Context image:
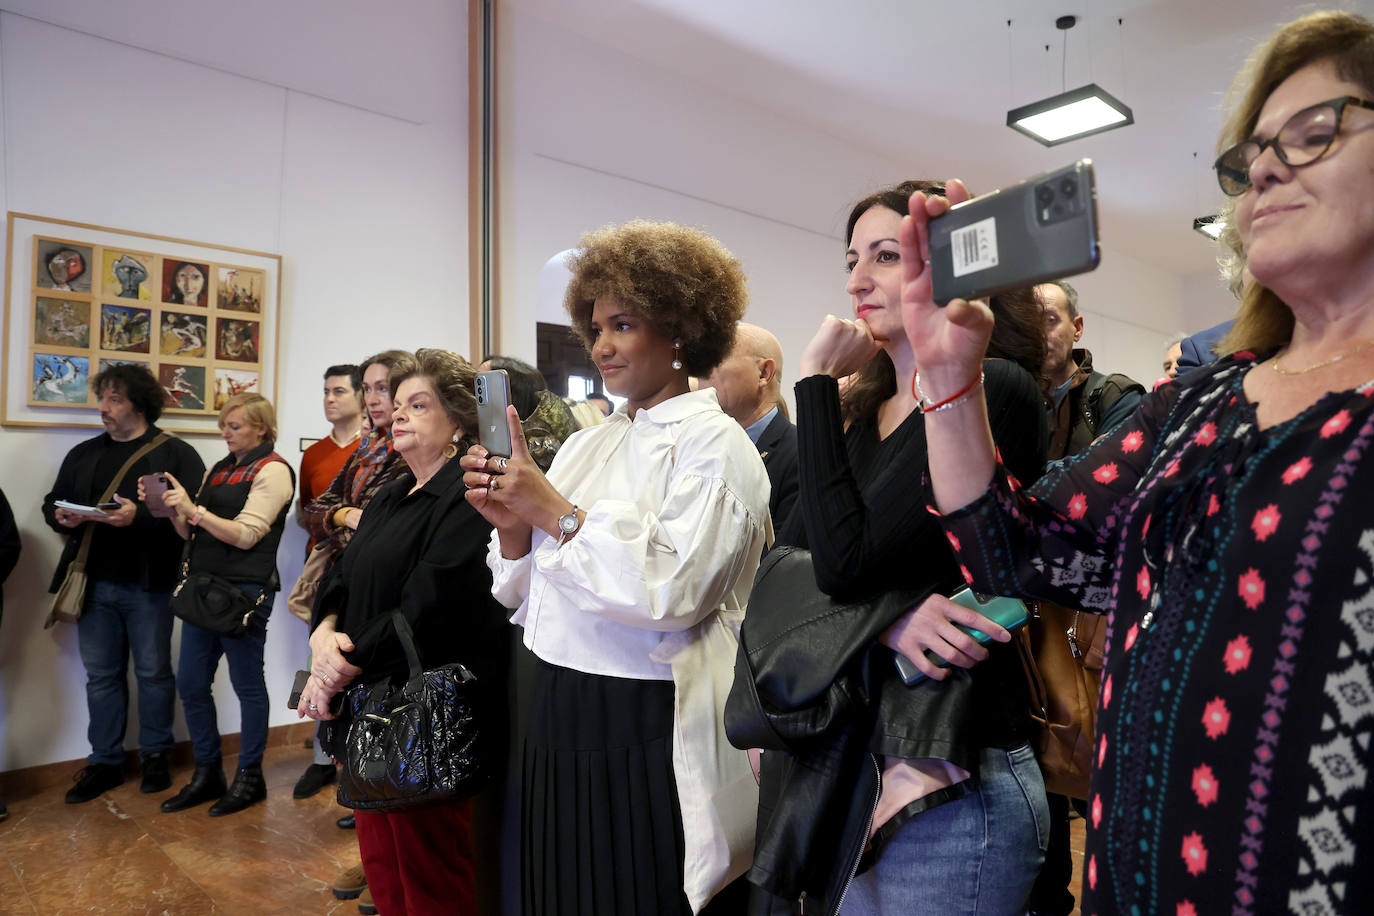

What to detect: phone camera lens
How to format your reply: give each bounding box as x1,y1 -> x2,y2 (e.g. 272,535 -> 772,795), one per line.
1036,185 -> 1054,206
1050,202 -> 1066,218
1060,178 -> 1077,197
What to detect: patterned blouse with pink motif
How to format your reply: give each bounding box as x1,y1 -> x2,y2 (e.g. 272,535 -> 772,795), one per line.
939,352 -> 1373,916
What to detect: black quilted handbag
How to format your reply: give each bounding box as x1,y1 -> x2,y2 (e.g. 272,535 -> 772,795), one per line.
335,611 -> 486,812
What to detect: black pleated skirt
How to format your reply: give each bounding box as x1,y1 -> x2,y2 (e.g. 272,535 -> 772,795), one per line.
521,656 -> 690,916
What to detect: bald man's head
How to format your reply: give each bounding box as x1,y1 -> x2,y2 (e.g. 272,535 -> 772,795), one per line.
701,321 -> 784,427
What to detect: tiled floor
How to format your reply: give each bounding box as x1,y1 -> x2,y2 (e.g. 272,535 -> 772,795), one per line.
0,746 -> 362,914
0,745 -> 1088,914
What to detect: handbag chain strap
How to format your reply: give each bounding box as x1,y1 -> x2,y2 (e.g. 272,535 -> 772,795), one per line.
72,432 -> 172,567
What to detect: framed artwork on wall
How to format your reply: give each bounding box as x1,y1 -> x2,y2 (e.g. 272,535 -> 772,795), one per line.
2,212 -> 281,434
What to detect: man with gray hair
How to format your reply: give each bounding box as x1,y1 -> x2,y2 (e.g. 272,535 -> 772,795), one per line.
1038,281 -> 1145,456
700,321 -> 798,533
1162,334 -> 1186,381
1030,280 -> 1145,916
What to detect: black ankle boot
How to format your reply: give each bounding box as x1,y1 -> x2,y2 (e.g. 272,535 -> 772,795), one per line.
160,763 -> 226,813
208,765 -> 267,817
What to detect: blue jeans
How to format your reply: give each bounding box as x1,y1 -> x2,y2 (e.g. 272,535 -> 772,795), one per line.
78,580 -> 177,765
176,584 -> 272,769
841,744 -> 1050,916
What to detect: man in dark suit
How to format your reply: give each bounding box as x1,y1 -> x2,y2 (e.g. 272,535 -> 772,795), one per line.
1176,319 -> 1236,374
701,322 -> 798,534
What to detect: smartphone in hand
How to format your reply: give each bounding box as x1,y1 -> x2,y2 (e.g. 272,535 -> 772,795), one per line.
475,369 -> 513,458
287,669 -> 311,709
139,473 -> 174,518
894,588 -> 1030,685
54,499 -> 120,518
929,160 -> 1099,304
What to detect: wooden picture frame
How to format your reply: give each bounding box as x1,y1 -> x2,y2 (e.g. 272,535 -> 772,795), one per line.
3,213 -> 281,435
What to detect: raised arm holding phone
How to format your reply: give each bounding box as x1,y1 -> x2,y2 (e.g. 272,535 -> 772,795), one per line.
913,12 -> 1374,912
463,220 -> 769,916
744,180 -> 1050,916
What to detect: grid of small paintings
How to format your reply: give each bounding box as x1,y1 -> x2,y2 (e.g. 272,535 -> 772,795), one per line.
27,236 -> 267,414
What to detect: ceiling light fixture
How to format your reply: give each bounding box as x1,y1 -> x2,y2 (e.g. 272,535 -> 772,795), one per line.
1193,215 -> 1225,240
1007,16 -> 1134,146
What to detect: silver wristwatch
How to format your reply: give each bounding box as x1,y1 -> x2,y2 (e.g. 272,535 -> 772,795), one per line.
556,505 -> 581,544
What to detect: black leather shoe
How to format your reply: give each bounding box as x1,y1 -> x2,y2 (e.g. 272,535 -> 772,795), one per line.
65,763 -> 125,804
292,763 -> 337,799
160,763 -> 226,813
208,765 -> 266,817
337,813 -> 356,829
140,753 -> 172,794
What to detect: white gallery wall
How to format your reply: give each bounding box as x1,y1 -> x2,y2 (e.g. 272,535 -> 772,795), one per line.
496,4 -> 1238,398
0,1 -> 1246,776
0,11 -> 470,772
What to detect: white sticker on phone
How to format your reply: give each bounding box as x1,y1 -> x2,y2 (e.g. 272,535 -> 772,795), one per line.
950,217 -> 999,277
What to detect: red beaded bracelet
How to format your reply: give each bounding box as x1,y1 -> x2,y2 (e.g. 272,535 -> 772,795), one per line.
911,369 -> 984,414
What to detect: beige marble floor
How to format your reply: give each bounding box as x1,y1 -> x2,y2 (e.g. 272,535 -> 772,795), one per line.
0,745 -> 361,914
0,746 -> 1087,915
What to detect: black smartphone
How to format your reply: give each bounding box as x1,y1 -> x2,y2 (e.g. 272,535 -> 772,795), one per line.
287,669 -> 310,709
894,588 -> 1030,685
929,160 -> 1100,304
475,369 -> 513,458
139,473 -> 173,518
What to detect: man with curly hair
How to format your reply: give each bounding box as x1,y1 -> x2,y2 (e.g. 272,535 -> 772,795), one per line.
467,219 -> 770,914
42,364 -> 205,804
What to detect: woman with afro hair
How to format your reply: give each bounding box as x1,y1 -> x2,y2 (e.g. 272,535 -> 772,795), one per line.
463,219 -> 771,915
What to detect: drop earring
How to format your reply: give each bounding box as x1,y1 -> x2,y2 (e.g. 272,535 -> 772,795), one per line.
672,341 -> 683,371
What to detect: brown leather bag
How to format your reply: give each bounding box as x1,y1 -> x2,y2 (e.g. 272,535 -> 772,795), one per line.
1021,601 -> 1105,800
285,539 -> 339,623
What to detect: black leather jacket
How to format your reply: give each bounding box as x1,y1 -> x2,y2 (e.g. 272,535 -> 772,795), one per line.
727,547 -> 988,916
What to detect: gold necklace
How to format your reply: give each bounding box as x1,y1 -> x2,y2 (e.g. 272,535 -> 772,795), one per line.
1271,339 -> 1374,375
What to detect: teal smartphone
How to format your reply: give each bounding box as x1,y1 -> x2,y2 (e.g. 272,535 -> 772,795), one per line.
894,588 -> 1030,685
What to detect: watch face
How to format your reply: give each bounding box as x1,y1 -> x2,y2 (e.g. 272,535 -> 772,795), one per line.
559,512 -> 578,533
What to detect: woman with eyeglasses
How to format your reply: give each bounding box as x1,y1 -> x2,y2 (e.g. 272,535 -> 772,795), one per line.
903,10 -> 1374,914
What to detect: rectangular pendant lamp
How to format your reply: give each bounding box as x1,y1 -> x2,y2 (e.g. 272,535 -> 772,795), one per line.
1007,83 -> 1134,146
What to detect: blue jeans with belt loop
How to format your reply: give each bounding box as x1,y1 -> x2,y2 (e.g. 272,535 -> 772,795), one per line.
77,580 -> 177,765
175,584 -> 272,768
841,743 -> 1051,916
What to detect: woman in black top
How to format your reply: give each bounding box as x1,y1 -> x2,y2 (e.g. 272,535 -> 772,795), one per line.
757,181 -> 1050,915
299,349 -> 507,916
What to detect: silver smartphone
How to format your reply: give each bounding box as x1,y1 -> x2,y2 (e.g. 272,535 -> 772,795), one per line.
929,160 -> 1100,304
894,588 -> 1030,685
474,369 -> 513,458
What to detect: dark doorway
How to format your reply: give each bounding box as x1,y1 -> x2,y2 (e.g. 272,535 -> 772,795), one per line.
537,322 -> 603,399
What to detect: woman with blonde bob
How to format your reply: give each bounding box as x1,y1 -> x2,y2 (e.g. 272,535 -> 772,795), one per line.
153,393 -> 295,816
907,11 -> 1374,913
462,220 -> 770,915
